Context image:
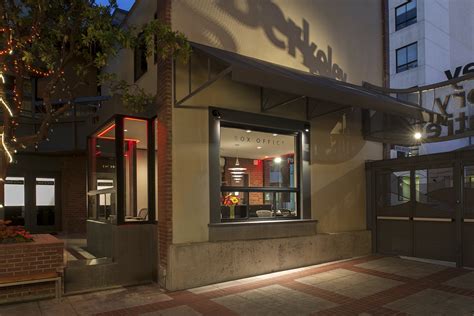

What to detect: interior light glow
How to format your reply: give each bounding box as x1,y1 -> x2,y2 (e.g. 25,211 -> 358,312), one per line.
228,167 -> 246,171
231,171 -> 245,174
414,132 -> 422,140
274,157 -> 282,163
272,133 -> 278,136
257,146 -> 262,149
246,130 -> 252,133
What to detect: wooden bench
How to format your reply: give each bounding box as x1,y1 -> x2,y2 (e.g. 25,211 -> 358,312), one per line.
0,271 -> 62,300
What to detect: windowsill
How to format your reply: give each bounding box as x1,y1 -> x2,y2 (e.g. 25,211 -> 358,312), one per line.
208,219 -> 318,241
209,219 -> 317,227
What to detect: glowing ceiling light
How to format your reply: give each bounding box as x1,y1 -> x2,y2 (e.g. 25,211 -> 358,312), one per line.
274,157 -> 282,163
246,130 -> 252,133
414,132 -> 422,140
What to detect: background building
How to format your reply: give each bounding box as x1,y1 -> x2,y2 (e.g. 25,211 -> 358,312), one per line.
387,0 -> 474,156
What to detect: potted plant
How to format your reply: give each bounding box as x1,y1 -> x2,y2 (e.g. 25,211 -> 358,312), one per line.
0,220 -> 33,244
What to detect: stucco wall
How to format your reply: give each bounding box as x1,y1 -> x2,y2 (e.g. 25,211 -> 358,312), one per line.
171,0 -> 384,243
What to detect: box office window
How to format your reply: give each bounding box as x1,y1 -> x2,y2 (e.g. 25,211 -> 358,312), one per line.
395,1 -> 417,31
219,126 -> 299,221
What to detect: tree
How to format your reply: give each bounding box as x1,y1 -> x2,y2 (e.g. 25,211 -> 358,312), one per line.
0,0 -> 190,208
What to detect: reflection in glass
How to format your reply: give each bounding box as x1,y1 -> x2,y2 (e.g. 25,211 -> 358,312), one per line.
377,171 -> 411,208
416,168 -> 454,211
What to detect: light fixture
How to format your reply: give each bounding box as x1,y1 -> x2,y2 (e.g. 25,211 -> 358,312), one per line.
274,157 -> 282,163
124,129 -> 128,132
232,175 -> 243,178
246,130 -> 252,133
228,167 -> 246,171
414,132 -> 422,140
272,133 -> 278,136
231,171 -> 245,175
305,128 -> 310,132
257,146 -> 262,149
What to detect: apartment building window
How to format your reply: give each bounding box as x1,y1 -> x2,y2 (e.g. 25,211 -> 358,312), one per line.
395,0 -> 417,31
134,33 -> 147,81
396,43 -> 417,73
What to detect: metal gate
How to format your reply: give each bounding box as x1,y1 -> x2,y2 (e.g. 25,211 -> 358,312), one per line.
366,150 -> 474,268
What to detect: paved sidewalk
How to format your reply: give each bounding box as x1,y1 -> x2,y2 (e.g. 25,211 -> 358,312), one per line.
1,255 -> 474,315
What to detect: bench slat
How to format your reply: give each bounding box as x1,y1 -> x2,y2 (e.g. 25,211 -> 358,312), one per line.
0,272 -> 58,285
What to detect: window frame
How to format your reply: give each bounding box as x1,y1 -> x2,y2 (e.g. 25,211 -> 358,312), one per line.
133,33 -> 148,82
209,107 -> 311,224
87,114 -> 156,225
396,42 -> 418,73
395,0 -> 417,31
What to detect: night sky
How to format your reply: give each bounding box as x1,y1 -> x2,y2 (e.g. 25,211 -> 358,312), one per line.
96,0 -> 135,11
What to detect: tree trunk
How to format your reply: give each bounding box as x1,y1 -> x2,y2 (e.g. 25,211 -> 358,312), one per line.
0,153 -> 7,220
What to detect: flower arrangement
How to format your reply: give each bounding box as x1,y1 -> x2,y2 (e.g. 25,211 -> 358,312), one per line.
0,220 -> 33,244
222,194 -> 240,206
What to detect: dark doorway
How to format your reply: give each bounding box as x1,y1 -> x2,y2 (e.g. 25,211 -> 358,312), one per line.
367,149 -> 474,268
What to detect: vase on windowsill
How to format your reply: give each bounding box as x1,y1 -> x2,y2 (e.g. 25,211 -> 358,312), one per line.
229,205 -> 235,219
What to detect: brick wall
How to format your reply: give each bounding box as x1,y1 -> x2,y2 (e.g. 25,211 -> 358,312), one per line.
0,234 -> 64,304
61,155 -> 87,234
156,0 -> 173,287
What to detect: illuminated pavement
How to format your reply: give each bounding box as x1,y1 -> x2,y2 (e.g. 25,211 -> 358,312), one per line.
1,256 -> 474,315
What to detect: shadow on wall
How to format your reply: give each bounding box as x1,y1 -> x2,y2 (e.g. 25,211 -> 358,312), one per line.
178,1 -> 238,52
217,0 -> 347,80
182,0 -> 347,80
311,109 -> 366,164
312,163 -> 366,233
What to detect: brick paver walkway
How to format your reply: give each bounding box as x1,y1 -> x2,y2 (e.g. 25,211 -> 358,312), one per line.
1,256 -> 474,315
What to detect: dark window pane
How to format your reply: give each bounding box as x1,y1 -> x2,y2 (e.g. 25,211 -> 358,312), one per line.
395,1 -> 417,31
407,44 -> 417,62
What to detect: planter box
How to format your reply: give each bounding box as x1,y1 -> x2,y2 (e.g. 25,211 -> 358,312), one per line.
0,234 -> 64,304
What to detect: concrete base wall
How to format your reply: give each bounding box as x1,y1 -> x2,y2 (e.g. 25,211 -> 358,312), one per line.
166,230 -> 371,291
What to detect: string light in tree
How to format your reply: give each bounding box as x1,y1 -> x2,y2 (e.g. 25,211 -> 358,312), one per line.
1,133 -> 13,163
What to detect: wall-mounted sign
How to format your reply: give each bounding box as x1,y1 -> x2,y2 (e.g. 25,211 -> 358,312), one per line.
233,135 -> 285,146
423,77 -> 474,140
445,62 -> 474,80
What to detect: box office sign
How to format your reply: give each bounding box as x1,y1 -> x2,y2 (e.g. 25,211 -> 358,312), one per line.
423,76 -> 474,140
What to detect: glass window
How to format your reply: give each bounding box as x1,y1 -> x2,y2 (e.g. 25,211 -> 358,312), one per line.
4,177 -> 25,225
465,166 -> 474,215
123,118 -> 149,222
134,33 -> 148,81
416,168 -> 454,210
36,178 -> 56,226
377,171 -> 411,208
88,118 -> 117,222
219,126 -> 299,221
396,43 -> 417,73
87,116 -> 154,224
396,0 -> 417,31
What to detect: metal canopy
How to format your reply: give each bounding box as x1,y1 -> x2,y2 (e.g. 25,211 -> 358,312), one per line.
177,42 -> 444,123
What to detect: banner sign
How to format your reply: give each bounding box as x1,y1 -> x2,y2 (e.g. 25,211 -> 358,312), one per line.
422,75 -> 474,140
